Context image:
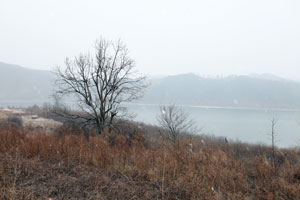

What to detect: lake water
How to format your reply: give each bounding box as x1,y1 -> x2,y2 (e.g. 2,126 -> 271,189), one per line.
126,104 -> 300,148
1,101 -> 300,148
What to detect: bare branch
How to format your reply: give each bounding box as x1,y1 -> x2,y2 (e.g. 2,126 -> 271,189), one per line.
157,104 -> 197,144
53,38 -> 148,134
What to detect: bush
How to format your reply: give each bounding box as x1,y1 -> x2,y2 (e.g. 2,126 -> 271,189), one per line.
7,116 -> 22,127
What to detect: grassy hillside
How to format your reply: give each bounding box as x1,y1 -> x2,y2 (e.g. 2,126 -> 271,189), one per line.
0,122 -> 300,199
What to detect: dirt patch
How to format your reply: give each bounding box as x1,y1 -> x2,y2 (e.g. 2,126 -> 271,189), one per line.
0,107 -> 62,133
0,108 -> 25,115
21,115 -> 62,133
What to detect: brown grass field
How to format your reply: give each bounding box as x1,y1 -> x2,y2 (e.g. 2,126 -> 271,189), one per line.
0,123 -> 300,200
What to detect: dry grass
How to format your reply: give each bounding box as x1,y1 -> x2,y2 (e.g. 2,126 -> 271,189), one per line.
0,123 -> 300,199
0,113 -> 7,121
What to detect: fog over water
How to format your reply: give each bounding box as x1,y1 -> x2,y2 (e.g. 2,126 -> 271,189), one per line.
1,0 -> 300,147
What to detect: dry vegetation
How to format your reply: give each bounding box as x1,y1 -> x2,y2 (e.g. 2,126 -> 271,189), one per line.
0,122 -> 300,200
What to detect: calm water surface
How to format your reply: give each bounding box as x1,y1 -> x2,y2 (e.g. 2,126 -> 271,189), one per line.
126,104 -> 300,148
1,101 -> 300,147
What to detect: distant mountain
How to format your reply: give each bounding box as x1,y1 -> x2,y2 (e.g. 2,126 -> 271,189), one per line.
0,62 -> 55,105
1,62 -> 300,109
248,73 -> 285,81
141,73 -> 300,109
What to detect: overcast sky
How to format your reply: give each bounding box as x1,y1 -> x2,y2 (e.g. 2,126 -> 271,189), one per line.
1,0 -> 300,79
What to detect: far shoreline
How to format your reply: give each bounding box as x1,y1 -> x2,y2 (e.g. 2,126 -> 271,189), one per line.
1,101 -> 300,112
126,102 -> 300,112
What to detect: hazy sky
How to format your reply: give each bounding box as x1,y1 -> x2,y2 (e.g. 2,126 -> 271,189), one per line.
1,0 -> 300,79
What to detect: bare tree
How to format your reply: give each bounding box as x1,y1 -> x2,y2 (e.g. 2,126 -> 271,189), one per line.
54,38 -> 147,134
270,117 -> 278,174
157,104 -> 197,144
